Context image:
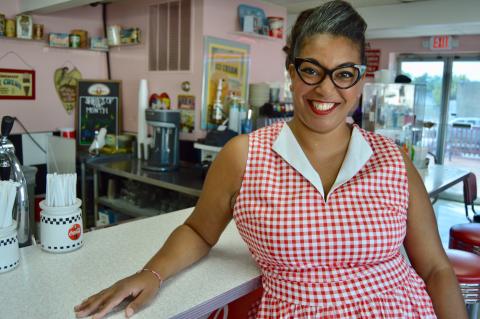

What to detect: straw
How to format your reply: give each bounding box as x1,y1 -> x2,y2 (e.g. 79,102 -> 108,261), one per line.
0,180 -> 20,228
46,173 -> 77,207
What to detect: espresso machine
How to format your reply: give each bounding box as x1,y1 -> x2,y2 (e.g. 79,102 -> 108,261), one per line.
0,116 -> 31,247
143,109 -> 181,172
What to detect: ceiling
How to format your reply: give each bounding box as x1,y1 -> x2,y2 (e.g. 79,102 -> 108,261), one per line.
262,0 -> 435,14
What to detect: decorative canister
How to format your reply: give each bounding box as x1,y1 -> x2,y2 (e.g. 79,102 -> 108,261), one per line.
71,29 -> 88,48
0,221 -> 20,273
69,34 -> 81,48
33,24 -> 44,40
267,16 -> 284,39
16,14 -> 32,39
0,13 -> 5,37
39,199 -> 83,253
5,19 -> 15,37
107,24 -> 121,46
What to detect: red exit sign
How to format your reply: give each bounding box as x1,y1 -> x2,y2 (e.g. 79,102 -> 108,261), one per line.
430,36 -> 452,50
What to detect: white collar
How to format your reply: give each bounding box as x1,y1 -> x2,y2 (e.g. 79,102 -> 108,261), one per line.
272,123 -> 373,200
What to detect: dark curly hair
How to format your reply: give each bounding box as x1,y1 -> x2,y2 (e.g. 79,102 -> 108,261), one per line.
284,0 -> 367,70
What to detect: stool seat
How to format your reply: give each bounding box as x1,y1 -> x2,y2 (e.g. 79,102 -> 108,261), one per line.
446,249 -> 480,284
450,223 -> 480,245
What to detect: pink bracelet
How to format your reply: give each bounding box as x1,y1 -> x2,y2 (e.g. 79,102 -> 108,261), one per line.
138,268 -> 163,287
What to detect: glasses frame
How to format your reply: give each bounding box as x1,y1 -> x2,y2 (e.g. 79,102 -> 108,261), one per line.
294,57 -> 367,89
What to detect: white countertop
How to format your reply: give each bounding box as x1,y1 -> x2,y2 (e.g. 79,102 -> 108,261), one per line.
0,208 -> 261,319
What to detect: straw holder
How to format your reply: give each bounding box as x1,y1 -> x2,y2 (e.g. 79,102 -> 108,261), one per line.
39,199 -> 83,253
0,221 -> 19,273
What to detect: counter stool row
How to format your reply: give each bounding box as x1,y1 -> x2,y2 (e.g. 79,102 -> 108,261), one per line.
447,173 -> 479,319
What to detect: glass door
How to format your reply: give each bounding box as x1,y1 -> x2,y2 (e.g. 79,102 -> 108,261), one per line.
398,59 -> 446,161
398,55 -> 480,201
444,59 -> 480,196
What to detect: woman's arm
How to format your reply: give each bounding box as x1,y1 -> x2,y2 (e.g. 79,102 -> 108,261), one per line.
401,152 -> 468,319
74,135 -> 249,319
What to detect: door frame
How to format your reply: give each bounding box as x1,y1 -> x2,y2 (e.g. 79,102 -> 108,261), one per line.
397,53 -> 480,164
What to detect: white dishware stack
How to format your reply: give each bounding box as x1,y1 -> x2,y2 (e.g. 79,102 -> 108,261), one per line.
0,180 -> 20,273
40,173 -> 83,253
249,83 -> 270,108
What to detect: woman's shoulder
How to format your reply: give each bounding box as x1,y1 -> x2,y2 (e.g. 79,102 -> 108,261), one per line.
355,125 -> 401,153
249,121 -> 286,146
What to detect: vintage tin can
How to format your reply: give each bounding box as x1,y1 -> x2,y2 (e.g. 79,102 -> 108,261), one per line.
33,24 -> 44,40
16,14 -> 32,39
120,27 -> 141,44
71,29 -> 88,48
49,32 -> 69,47
0,13 -> 5,37
69,34 -> 81,48
107,25 -> 121,46
5,19 -> 15,37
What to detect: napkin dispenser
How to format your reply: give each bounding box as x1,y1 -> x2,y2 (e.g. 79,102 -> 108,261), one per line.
0,116 -> 30,247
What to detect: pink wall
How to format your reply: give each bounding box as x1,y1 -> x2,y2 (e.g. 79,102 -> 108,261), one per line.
368,35 -> 480,71
0,1 -> 107,134
109,0 -> 286,140
203,0 -> 287,85
107,0 -> 205,140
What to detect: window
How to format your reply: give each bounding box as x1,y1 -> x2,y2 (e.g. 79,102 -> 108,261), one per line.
149,0 -> 191,71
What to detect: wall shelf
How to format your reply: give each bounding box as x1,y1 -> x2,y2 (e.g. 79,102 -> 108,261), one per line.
231,31 -> 283,42
1,36 -> 140,52
0,36 -> 45,43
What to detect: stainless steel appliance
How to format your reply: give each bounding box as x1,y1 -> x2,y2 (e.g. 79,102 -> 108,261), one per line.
144,109 -> 180,172
0,116 -> 31,247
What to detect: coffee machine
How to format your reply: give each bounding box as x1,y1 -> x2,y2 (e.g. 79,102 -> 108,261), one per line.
143,109 -> 180,172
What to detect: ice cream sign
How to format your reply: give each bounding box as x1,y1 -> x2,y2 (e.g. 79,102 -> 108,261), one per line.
0,68 -> 35,100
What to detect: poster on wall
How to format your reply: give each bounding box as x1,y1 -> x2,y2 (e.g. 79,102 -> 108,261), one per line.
0,68 -> 35,99
201,36 -> 250,129
365,48 -> 381,78
76,79 -> 122,146
178,94 -> 195,133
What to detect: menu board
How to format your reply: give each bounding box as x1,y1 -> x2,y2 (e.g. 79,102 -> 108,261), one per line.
76,79 -> 122,146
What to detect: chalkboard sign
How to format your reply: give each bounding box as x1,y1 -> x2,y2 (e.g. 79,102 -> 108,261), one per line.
76,79 -> 122,146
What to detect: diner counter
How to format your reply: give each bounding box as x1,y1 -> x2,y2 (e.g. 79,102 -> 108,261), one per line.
1,208 -> 261,319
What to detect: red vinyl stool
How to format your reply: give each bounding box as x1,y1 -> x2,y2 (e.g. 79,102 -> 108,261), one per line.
450,223 -> 480,256
446,249 -> 480,319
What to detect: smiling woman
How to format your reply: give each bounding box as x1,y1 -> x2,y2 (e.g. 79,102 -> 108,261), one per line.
75,1 -> 467,319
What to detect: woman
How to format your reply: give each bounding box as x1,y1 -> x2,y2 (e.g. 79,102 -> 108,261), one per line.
75,1 -> 467,318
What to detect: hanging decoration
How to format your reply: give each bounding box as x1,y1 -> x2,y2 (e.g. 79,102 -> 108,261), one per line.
54,62 -> 82,114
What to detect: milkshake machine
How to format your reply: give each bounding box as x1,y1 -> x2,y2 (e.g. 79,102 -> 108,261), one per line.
143,109 -> 181,172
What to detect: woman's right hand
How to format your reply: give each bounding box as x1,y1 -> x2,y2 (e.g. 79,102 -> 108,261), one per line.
74,270 -> 161,319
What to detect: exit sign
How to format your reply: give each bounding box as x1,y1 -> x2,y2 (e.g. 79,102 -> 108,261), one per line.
430,36 -> 452,50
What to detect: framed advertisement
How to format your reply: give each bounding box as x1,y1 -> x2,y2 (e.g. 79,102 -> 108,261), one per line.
76,79 -> 122,146
201,36 -> 250,129
0,68 -> 35,99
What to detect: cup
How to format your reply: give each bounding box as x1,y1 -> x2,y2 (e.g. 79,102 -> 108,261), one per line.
413,145 -> 428,169
60,128 -> 75,139
0,221 -> 20,273
39,199 -> 83,253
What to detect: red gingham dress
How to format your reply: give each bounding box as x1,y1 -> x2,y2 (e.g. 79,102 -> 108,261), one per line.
232,122 -> 437,318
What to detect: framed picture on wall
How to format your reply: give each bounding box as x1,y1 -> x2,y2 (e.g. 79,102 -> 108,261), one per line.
75,79 -> 122,146
0,68 -> 35,99
201,36 -> 250,130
